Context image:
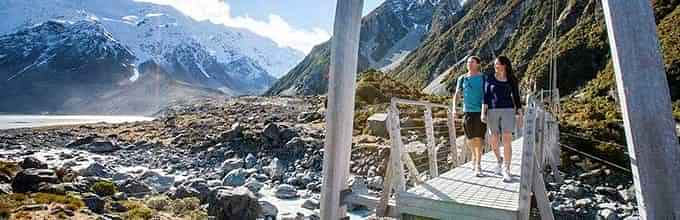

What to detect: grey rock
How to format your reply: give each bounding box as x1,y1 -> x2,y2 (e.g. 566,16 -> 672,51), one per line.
264,158 -> 285,179
245,153 -> 257,169
263,123 -> 282,146
83,193 -> 106,214
208,186 -> 260,220
19,157 -> 48,169
221,158 -> 245,172
170,185 -> 201,199
574,198 -> 593,209
301,198 -> 320,210
182,178 -> 211,202
79,163 -> 115,178
275,184 -> 298,199
619,187 -> 636,202
0,184 -> 12,194
598,209 -> 620,220
118,179 -> 154,198
222,168 -> 248,187
258,200 -> 278,219
140,171 -> 175,193
244,178 -> 264,193
561,184 -> 588,199
595,186 -> 618,196
221,123 -> 244,141
87,140 -> 120,153
110,202 -> 128,212
297,111 -> 323,123
11,169 -> 59,193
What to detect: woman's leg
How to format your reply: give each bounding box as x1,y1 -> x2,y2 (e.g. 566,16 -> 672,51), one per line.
502,132 -> 513,171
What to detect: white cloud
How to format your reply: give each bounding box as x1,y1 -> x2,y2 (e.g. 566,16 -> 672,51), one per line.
135,0 -> 330,53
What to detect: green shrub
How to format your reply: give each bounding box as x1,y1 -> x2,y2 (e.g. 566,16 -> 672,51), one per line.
33,193 -> 84,211
91,181 -> 117,197
170,197 -> 201,215
92,181 -> 117,195
145,195 -> 171,211
127,206 -> 154,220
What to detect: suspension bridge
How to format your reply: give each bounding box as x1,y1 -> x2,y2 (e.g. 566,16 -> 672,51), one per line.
319,0 -> 680,220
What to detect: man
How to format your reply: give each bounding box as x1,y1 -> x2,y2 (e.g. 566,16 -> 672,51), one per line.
453,56 -> 486,177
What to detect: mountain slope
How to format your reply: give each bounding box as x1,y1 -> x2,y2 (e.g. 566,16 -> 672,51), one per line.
266,0 -> 463,95
0,20 -> 136,113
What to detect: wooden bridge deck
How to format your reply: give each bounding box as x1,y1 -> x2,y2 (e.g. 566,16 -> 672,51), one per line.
398,138 -> 525,220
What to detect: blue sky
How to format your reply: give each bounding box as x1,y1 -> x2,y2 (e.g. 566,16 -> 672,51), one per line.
137,0 -> 385,54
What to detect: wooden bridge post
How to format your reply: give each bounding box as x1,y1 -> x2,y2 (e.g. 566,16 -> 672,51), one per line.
601,0 -> 680,218
447,106 -> 459,166
424,105 -> 439,177
319,0 -> 363,219
518,95 -> 537,220
377,102 -> 405,216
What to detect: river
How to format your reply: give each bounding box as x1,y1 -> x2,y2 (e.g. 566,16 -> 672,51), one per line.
0,115 -> 154,130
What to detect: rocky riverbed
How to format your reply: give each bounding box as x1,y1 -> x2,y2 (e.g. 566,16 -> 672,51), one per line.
0,96 -> 639,220
0,96 -> 388,220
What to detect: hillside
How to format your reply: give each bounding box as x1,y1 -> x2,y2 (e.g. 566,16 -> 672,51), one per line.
265,0 -> 463,96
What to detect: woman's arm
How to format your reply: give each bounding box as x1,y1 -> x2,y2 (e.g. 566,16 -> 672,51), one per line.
511,80 -> 522,114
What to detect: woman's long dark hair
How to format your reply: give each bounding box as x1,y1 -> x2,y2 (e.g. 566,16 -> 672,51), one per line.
496,56 -> 517,85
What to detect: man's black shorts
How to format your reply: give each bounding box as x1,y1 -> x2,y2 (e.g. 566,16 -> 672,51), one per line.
463,112 -> 487,139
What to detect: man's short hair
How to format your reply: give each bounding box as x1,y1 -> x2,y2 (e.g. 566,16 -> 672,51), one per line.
469,56 -> 481,64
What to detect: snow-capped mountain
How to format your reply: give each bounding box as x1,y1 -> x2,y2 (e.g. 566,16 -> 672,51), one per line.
0,0 -> 304,113
0,20 -> 137,113
0,0 -> 304,79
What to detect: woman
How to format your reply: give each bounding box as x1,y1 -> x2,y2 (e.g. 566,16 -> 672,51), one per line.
481,56 -> 522,182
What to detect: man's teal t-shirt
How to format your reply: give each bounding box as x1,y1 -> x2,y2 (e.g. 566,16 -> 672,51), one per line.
456,74 -> 484,112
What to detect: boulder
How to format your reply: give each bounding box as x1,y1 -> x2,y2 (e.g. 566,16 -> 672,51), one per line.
221,158 -> 245,172
117,179 -> 153,198
110,202 -> 128,212
0,183 -> 12,194
560,184 -> 588,199
244,178 -> 264,193
283,137 -> 307,158
245,154 -> 257,169
258,201 -> 278,219
181,178 -> 211,202
598,209 -> 620,220
87,140 -> 120,153
264,158 -> 285,180
83,193 -> 106,214
140,171 -> 175,193
222,168 -> 248,187
274,184 -> 298,199
79,163 -> 115,178
297,111 -> 323,123
263,123 -> 282,146
221,123 -> 244,141
208,187 -> 260,220
19,157 -> 48,169
301,198 -> 320,210
169,185 -> 201,200
367,113 -> 388,137
65,136 -> 97,148
11,169 -> 59,193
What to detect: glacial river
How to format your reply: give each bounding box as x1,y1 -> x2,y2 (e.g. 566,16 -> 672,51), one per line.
0,115 -> 154,130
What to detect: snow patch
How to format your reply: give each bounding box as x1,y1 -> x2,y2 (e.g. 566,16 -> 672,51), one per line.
145,13 -> 164,17
129,64 -> 140,82
192,53 -> 211,78
122,15 -> 139,22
